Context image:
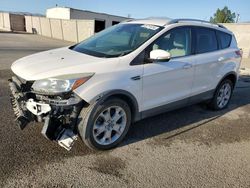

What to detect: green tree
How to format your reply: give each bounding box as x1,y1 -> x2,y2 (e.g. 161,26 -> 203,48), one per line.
210,6 -> 236,23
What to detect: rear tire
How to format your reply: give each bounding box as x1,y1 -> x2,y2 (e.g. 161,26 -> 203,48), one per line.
77,98 -> 131,150
208,79 -> 233,110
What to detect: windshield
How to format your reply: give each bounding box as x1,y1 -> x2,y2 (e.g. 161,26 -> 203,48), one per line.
71,24 -> 162,58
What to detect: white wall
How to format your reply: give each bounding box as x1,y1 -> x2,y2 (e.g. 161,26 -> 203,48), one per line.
50,19 -> 64,40
0,12 -> 4,29
223,23 -> 250,58
24,15 -> 95,43
46,7 -> 71,20
25,15 -> 32,33
77,20 -> 95,41
0,12 -> 11,31
3,13 -> 11,30
31,16 -> 42,34
62,19 -> 78,42
40,17 -> 52,37
0,12 -> 25,31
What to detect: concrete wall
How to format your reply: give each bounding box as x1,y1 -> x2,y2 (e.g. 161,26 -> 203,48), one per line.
40,17 -> 52,37
77,20 -> 95,41
0,12 -> 4,29
0,12 -> 11,31
223,24 -> 250,58
62,19 -> 78,42
31,16 -> 42,34
3,13 -> 11,30
0,12 -> 25,31
50,19 -> 63,40
24,15 -> 94,43
25,15 -> 33,33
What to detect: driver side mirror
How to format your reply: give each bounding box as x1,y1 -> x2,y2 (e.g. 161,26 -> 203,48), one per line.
149,49 -> 171,62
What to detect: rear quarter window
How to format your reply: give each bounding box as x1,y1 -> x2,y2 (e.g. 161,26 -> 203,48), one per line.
217,31 -> 232,49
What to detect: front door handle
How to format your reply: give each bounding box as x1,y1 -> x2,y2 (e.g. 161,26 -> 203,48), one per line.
183,63 -> 193,69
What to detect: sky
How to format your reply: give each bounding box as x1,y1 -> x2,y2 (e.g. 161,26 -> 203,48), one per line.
1,0 -> 250,22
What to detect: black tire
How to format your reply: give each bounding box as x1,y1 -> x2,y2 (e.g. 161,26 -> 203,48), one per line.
208,79 -> 234,110
77,98 -> 131,150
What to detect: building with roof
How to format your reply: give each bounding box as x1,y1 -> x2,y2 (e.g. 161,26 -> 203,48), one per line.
46,7 -> 128,32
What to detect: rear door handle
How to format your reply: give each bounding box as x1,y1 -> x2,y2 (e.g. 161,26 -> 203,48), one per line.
183,63 -> 193,69
131,76 -> 141,80
218,57 -> 225,62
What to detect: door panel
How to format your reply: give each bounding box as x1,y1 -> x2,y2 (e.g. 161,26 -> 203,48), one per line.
142,57 -> 195,111
191,27 -> 222,96
142,26 -> 195,111
191,52 -> 223,96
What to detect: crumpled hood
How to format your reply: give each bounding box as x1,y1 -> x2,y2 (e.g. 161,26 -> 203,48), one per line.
11,47 -> 115,81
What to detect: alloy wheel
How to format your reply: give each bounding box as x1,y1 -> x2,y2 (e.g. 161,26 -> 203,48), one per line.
216,82 -> 232,109
93,106 -> 127,145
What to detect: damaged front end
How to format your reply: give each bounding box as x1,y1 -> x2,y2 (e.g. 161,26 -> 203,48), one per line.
9,75 -> 84,151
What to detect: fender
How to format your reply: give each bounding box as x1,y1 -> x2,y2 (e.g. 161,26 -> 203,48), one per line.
216,71 -> 237,89
89,89 -> 141,122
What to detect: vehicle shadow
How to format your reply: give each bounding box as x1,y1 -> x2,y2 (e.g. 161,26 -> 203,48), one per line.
121,75 -> 250,147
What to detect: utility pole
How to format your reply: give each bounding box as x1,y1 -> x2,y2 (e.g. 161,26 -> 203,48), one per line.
236,13 -> 240,23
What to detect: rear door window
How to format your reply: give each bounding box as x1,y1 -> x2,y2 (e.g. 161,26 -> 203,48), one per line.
217,31 -> 232,49
195,27 -> 218,54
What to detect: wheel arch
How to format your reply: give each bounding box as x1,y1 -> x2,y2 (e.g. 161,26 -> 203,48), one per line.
208,71 -> 237,110
218,71 -> 238,89
94,90 -> 141,123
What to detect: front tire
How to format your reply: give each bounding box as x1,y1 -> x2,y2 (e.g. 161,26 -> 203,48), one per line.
209,79 -> 233,110
77,98 -> 131,150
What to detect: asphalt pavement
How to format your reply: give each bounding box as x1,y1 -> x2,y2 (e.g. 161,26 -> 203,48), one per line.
1,31 -> 250,187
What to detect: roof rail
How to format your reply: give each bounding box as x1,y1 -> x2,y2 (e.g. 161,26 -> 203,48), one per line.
168,19 -> 227,29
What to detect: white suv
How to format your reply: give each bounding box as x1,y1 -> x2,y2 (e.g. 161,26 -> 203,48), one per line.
9,18 -> 242,150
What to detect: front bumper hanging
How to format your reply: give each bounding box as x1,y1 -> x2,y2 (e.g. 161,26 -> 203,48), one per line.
9,76 -> 83,151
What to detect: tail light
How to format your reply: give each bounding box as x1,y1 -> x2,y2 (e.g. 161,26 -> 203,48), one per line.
235,49 -> 243,57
